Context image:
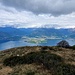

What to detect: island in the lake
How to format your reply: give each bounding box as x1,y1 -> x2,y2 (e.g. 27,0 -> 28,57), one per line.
21,36 -> 61,44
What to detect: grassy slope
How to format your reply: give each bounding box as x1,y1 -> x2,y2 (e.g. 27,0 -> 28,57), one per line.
0,46 -> 75,75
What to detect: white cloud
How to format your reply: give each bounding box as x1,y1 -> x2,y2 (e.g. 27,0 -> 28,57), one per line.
0,3 -> 75,28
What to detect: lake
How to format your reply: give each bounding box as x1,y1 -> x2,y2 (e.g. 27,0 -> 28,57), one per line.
0,39 -> 75,51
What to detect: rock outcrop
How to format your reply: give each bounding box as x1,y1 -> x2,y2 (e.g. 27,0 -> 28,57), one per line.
57,40 -> 70,48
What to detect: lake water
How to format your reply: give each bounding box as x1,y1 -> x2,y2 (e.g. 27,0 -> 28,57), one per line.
0,39 -> 75,51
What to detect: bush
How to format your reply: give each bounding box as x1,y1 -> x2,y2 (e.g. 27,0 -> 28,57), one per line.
26,70 -> 35,75
3,51 -> 63,67
70,45 -> 75,50
3,51 -> 75,75
41,46 -> 48,51
3,56 -> 23,66
55,63 -> 75,75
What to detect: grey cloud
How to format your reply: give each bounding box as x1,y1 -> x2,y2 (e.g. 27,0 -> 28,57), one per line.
0,0 -> 75,16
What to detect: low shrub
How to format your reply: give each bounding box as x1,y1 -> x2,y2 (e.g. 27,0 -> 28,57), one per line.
3,51 -> 75,75
3,51 -> 63,67
55,63 -> 75,75
26,70 -> 35,75
70,45 -> 75,50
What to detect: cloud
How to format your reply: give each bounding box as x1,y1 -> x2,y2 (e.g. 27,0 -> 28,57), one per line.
0,4 -> 75,29
0,0 -> 75,16
0,0 -> 75,28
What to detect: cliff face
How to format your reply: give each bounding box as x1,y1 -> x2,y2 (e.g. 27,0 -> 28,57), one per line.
0,46 -> 75,75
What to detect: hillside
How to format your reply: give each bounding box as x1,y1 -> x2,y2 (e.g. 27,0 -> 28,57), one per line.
0,46 -> 75,75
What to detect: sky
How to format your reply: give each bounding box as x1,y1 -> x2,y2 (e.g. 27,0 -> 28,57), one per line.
0,0 -> 75,28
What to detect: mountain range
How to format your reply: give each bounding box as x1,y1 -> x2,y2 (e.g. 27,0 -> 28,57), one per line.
0,26 -> 75,43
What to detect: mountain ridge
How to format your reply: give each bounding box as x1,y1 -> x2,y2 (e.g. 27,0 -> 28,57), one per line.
0,27 -> 75,43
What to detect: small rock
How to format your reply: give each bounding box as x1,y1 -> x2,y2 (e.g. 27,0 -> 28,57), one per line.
17,54 -> 20,56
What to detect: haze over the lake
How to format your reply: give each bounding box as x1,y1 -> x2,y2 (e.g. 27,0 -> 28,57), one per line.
0,0 -> 75,28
